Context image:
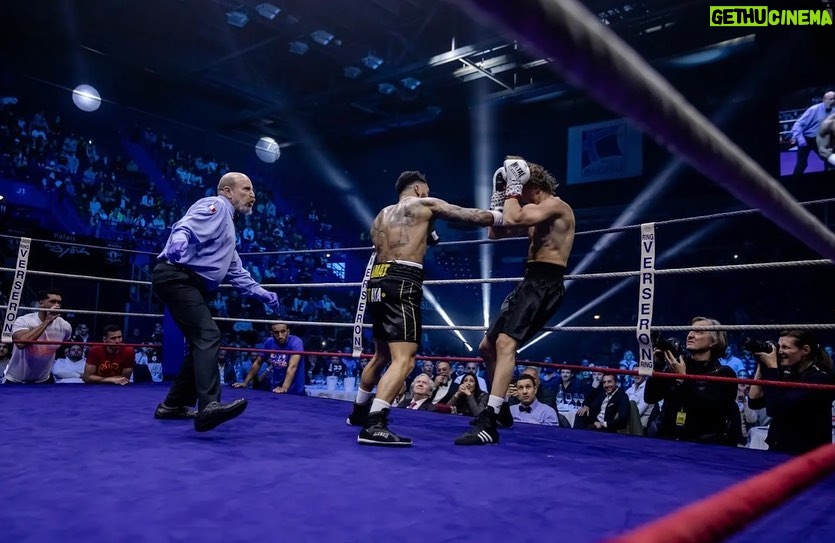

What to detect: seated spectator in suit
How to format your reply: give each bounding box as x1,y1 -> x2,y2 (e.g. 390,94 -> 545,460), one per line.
82,324 -> 135,385
557,368 -> 584,401
510,374 -> 558,426
53,344 -> 86,383
574,374 -> 630,432
397,374 -> 436,411
582,365 -> 605,407
430,360 -> 458,404
509,366 -> 542,406
217,349 -> 237,386
445,372 -> 488,417
419,359 -> 435,378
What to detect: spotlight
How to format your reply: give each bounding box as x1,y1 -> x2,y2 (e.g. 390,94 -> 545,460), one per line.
400,77 -> 421,90
362,54 -> 384,70
256,3 -> 281,20
254,137 -> 281,163
311,30 -> 334,46
226,10 -> 249,28
377,83 -> 396,95
72,84 -> 101,112
288,41 -> 309,55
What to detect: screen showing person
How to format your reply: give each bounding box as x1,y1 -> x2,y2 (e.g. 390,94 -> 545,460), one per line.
778,87 -> 835,177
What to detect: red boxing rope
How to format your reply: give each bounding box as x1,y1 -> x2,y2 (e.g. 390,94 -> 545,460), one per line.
16,341 -> 835,392
603,444 -> 835,543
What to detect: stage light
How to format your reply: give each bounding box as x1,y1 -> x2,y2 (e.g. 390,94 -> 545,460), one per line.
226,10 -> 249,28
71,84 -> 101,112
401,77 -> 421,90
377,83 -> 396,95
256,3 -> 280,20
255,137 -> 281,163
362,55 -> 384,70
311,30 -> 334,46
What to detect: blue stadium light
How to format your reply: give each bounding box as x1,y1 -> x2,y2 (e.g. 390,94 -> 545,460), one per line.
226,10 -> 249,28
362,55 -> 384,70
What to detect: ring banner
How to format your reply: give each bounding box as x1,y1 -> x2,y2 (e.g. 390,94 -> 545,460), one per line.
3,237 -> 32,343
636,224 -> 655,376
352,251 -> 376,358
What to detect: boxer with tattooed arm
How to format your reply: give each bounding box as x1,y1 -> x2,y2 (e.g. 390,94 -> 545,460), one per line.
349,170 -> 503,446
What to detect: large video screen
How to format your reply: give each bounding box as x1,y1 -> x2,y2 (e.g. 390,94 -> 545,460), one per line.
566,118 -> 643,184
778,86 -> 834,177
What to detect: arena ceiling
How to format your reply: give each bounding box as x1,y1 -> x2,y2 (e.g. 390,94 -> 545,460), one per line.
1,0 -> 753,145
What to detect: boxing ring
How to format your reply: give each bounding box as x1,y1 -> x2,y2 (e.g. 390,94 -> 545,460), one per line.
3,0 -> 835,541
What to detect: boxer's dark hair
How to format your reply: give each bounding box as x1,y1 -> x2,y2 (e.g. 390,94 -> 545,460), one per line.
506,155 -> 558,195
395,171 -> 428,195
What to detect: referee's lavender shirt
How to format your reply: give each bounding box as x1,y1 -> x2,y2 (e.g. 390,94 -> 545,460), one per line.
158,195 -> 272,301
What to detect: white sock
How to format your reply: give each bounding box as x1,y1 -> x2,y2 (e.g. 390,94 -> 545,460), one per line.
355,387 -> 373,404
488,395 -> 505,414
828,154 -> 835,167
370,398 -> 391,414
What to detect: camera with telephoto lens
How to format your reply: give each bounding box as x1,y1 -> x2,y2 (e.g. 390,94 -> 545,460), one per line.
743,337 -> 773,354
651,331 -> 683,358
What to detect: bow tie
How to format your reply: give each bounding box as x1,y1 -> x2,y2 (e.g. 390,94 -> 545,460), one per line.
519,405 -> 532,413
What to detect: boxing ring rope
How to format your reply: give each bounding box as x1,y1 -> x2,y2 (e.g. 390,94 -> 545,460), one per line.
236,197 -> 835,256
459,0 -> 835,262
604,443 -> 835,543
1,257 -> 832,291
9,335 -> 835,394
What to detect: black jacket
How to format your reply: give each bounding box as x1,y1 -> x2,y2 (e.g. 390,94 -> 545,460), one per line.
645,356 -> 739,445
748,363 -> 833,454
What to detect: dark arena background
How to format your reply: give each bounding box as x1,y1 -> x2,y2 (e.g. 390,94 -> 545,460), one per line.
1,1 -> 835,542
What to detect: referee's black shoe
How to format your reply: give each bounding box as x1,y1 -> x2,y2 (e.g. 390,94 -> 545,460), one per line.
154,403 -> 197,420
194,398 -> 248,432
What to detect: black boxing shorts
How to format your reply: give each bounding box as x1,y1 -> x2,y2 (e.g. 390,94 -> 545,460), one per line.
367,260 -> 424,344
486,262 -> 566,346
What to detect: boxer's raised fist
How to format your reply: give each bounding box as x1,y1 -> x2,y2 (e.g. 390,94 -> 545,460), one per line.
504,158 -> 530,199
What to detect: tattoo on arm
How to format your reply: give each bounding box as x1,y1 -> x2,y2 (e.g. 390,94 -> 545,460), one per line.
432,201 -> 493,225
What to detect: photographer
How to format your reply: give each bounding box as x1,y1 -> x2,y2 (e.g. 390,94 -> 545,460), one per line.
747,330 -> 834,454
645,316 -> 740,446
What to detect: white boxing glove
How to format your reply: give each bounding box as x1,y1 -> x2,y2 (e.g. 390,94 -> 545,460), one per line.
489,210 -> 503,226
490,167 -> 507,211
503,158 -> 530,199
828,154 -> 835,167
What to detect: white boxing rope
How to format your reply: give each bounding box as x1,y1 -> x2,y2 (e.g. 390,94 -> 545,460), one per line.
2,237 -> 32,342
352,251 -> 377,357
636,224 -> 656,377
